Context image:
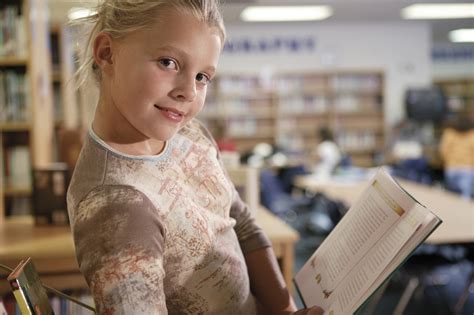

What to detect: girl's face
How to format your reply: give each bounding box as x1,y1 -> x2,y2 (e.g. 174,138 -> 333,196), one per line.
97,9 -> 222,149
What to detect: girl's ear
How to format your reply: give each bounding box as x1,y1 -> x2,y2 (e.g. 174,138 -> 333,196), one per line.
93,32 -> 115,75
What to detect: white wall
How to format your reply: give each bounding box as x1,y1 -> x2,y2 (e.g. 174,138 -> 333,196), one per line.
219,22 -> 432,126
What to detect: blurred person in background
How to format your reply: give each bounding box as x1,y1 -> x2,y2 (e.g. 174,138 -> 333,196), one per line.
312,127 -> 342,180
439,112 -> 474,199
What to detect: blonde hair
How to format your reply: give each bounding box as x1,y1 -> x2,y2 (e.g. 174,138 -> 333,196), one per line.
75,0 -> 226,87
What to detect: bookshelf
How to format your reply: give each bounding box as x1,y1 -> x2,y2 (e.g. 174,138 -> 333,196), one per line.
0,0 -> 55,221
276,71 -> 384,167
200,75 -> 278,153
199,71 -> 385,167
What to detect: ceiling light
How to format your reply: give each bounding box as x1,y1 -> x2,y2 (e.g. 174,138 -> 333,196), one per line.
241,6 -> 333,22
67,7 -> 96,21
401,3 -> 474,19
449,29 -> 474,42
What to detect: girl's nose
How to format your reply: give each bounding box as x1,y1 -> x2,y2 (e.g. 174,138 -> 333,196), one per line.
170,75 -> 197,102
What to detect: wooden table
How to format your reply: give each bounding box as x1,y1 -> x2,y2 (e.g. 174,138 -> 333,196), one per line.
0,217 -> 86,295
256,207 -> 300,290
0,207 -> 299,295
294,175 -> 474,245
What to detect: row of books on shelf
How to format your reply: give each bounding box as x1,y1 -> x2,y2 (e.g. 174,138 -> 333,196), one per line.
0,5 -> 27,58
278,95 -> 327,114
273,76 -> 326,94
273,74 -> 381,94
221,99 -> 273,114
0,71 -> 29,124
278,120 -> 325,132
276,130 -> 380,151
1,290 -> 94,315
5,196 -> 31,216
227,119 -> 273,137
336,130 -> 378,151
211,74 -> 382,94
279,96 -> 381,114
201,98 -> 380,118
333,95 -> 382,113
437,82 -> 474,96
2,145 -> 32,189
329,74 -> 381,92
214,76 -> 268,94
272,74 -> 382,95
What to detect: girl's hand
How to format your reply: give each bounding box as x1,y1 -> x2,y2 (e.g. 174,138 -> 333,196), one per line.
293,306 -> 324,315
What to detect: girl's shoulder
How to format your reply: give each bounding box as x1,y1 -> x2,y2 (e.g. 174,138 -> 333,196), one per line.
179,119 -> 217,148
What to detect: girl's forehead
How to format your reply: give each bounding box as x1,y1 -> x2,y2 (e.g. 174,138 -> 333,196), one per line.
128,13 -> 221,48
115,11 -> 222,67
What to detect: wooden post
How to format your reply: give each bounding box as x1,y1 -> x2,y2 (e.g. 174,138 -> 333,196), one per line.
26,0 -> 54,168
60,25 -> 79,129
0,132 -> 4,222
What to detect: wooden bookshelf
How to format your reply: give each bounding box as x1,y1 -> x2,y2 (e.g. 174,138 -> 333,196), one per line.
199,71 -> 385,167
0,123 -> 31,132
0,57 -> 28,67
0,0 -> 55,221
199,74 -> 278,153
3,186 -> 32,197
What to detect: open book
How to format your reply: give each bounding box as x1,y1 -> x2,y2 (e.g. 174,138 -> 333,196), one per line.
294,167 -> 442,315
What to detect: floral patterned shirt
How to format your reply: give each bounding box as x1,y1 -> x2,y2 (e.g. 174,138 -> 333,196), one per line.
67,120 -> 270,314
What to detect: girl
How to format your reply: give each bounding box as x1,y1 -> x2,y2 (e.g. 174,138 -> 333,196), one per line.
67,1 -> 323,314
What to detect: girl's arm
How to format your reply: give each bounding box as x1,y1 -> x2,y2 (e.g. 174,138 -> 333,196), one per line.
245,247 -> 324,315
245,246 -> 297,314
72,186 -> 168,314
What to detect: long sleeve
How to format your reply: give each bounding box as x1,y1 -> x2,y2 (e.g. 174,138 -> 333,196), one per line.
230,192 -> 272,254
72,185 -> 167,314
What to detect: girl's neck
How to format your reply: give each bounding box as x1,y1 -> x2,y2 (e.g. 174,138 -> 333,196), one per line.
92,95 -> 165,156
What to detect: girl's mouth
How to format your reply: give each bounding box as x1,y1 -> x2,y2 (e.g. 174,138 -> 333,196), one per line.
154,105 -> 185,122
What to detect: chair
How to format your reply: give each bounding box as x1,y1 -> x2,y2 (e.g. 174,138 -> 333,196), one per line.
454,244 -> 474,315
393,244 -> 467,315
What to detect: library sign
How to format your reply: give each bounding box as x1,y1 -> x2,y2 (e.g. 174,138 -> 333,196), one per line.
223,36 -> 317,54
432,45 -> 474,61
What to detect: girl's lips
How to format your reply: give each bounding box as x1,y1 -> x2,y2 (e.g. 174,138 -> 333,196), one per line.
154,105 -> 185,123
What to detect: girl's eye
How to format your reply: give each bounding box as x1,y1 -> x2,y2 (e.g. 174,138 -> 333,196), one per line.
158,58 -> 177,70
196,73 -> 211,85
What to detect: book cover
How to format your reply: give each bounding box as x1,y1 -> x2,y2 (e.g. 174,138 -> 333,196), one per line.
7,258 -> 53,315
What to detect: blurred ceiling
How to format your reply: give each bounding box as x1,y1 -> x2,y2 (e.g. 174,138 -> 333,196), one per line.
47,0 -> 474,43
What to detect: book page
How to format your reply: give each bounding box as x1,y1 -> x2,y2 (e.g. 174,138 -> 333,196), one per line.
352,209 -> 440,310
325,205 -> 432,314
294,168 -> 431,311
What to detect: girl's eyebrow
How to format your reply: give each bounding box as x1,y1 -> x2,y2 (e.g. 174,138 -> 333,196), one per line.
155,45 -> 189,59
154,45 -> 216,74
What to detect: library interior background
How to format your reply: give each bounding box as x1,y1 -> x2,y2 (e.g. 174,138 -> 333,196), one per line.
0,0 -> 473,314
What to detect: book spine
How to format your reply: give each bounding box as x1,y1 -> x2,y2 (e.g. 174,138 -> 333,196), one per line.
0,5 -> 26,57
10,281 -> 33,315
292,278 -> 307,309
